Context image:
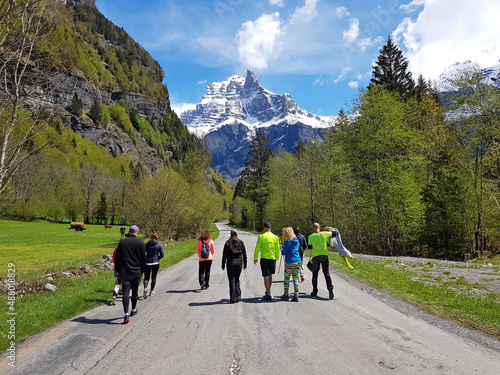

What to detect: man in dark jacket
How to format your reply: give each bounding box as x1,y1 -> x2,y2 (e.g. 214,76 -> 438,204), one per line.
115,225 -> 146,323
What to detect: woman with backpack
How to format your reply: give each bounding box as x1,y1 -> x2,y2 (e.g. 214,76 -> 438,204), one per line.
143,232 -> 164,299
197,229 -> 215,290
222,229 -> 247,303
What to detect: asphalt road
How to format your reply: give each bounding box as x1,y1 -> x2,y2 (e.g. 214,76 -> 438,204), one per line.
1,222 -> 499,375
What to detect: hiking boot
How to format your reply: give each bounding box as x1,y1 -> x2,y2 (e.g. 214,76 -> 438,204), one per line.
291,295 -> 299,302
263,294 -> 272,301
310,292 -> 318,297
236,297 -> 241,302
280,293 -> 289,301
329,289 -> 334,300
200,281 -> 206,290
123,314 -> 130,324
150,290 -> 156,296
143,290 -> 148,299
130,309 -> 138,316
111,296 -> 116,305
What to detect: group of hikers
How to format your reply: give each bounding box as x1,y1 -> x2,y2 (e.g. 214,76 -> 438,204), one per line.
113,222 -> 347,324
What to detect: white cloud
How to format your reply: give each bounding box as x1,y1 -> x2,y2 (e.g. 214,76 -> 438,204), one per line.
348,81 -> 359,88
398,0 -> 500,80
290,0 -> 318,25
172,102 -> 197,116
197,80 -> 207,85
269,0 -> 285,6
400,0 -> 425,13
336,6 -> 350,18
358,36 -> 383,53
236,12 -> 283,69
343,18 -> 359,43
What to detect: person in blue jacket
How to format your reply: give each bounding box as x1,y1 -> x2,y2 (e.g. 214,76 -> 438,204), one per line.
143,232 -> 164,299
280,227 -> 302,302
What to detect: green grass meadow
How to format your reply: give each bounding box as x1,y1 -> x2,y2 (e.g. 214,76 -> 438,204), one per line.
329,254 -> 500,338
0,220 -> 219,353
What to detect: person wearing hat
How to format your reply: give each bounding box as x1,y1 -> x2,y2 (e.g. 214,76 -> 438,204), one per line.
222,229 -> 247,303
114,225 -> 146,323
253,222 -> 280,301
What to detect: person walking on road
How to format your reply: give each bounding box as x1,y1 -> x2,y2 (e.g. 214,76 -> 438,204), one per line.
197,229 -> 215,290
143,232 -> 164,299
254,222 -> 280,301
294,227 -> 307,282
222,229 -> 247,303
308,223 -> 335,299
114,225 -> 146,323
111,247 -> 121,305
280,227 -> 302,302
120,225 -> 126,238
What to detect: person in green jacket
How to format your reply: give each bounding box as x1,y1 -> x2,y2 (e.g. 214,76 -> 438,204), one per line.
254,222 -> 280,301
308,222 -> 334,299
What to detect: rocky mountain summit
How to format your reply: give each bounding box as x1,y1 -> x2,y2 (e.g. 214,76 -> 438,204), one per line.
181,70 -> 336,179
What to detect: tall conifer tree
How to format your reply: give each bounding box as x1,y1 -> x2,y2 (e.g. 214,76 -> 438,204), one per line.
370,36 -> 415,100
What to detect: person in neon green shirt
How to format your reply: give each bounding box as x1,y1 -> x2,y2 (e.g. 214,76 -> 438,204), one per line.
254,222 -> 280,301
307,222 -> 334,299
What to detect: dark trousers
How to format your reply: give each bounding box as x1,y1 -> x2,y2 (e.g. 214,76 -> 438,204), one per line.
144,264 -> 160,291
122,277 -> 140,315
311,255 -> 333,293
199,260 -> 212,287
227,261 -> 242,302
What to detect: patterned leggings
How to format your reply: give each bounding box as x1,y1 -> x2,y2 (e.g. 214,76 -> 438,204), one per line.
284,262 -> 301,295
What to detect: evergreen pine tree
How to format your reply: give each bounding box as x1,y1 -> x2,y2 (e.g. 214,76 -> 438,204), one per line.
89,97 -> 102,123
67,92 -> 83,117
240,130 -> 273,229
370,36 -> 415,100
95,191 -> 108,224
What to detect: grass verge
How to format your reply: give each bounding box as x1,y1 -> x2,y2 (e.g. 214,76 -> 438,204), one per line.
0,222 -> 219,353
329,254 -> 500,339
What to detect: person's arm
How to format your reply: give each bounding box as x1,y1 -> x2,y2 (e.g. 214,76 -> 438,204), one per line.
210,239 -> 215,255
140,242 -> 146,274
196,240 -> 201,258
274,236 -> 280,261
241,241 -> 247,269
222,242 -> 228,270
254,235 -> 261,264
281,240 -> 289,256
158,244 -> 164,260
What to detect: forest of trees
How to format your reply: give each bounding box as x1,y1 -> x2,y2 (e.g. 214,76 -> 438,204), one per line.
231,37 -> 500,261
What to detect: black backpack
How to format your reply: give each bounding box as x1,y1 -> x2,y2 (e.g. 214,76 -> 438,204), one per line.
201,241 -> 210,259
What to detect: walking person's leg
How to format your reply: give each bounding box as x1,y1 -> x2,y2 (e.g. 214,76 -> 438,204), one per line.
234,265 -> 242,301
130,277 -> 140,314
199,261 -> 205,289
319,255 -> 334,299
291,262 -> 301,301
150,264 -> 159,294
204,260 -> 212,288
227,264 -> 237,303
122,280 -> 131,323
112,270 -> 121,305
282,263 -> 293,300
311,257 -> 320,296
143,265 -> 152,299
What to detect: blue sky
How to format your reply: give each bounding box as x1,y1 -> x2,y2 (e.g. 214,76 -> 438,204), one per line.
95,0 -> 500,117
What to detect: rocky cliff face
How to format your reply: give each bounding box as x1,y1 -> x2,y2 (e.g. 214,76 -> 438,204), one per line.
180,70 -> 336,179
24,65 -> 169,175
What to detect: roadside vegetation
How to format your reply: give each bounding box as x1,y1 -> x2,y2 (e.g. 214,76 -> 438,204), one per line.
0,220 -> 219,353
329,254 -> 500,338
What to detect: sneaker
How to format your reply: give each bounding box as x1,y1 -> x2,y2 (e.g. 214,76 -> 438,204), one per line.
123,314 -> 130,324
263,294 -> 272,301
292,295 -> 299,302
311,292 -> 318,297
143,290 -> 148,299
300,273 -> 304,282
236,296 -> 241,302
150,290 -> 156,296
329,289 -> 334,300
200,281 -> 206,290
111,296 -> 116,305
205,285 -> 209,290
130,309 -> 138,316
280,293 -> 289,301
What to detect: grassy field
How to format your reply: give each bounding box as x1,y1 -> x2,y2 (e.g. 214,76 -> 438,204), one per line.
0,220 -> 219,353
329,254 -> 500,338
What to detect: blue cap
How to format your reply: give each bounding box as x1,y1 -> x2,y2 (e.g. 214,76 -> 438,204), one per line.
264,222 -> 271,228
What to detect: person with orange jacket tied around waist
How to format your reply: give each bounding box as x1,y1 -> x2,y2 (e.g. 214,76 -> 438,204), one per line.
197,229 -> 215,290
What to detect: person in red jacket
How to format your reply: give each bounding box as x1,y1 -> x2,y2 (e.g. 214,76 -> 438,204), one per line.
196,229 -> 215,290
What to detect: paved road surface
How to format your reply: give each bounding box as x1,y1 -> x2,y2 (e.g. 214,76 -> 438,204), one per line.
1,222 -> 499,374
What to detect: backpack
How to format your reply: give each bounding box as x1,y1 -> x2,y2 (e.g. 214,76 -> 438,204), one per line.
200,240 -> 210,259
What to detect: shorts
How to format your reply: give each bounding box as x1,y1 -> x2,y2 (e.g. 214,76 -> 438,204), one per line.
260,258 -> 276,277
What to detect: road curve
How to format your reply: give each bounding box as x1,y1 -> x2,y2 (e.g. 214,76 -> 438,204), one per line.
1,222 -> 499,375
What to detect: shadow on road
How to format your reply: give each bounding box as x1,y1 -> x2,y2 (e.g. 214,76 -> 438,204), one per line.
72,316 -> 123,325
165,289 -> 199,294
